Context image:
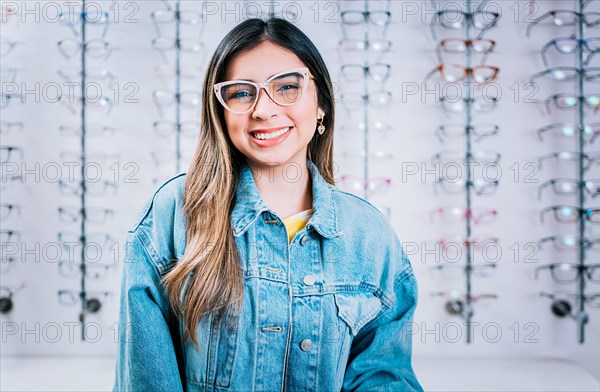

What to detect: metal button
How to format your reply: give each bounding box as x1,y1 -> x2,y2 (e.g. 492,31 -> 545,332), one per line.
303,275 -> 316,286
299,235 -> 310,246
300,339 -> 313,352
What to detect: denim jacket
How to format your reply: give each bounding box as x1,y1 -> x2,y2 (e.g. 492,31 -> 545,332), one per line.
113,159 -> 422,392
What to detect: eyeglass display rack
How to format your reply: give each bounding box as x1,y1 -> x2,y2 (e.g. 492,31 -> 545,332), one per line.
56,0 -> 114,341
529,0 -> 597,344
338,0 -> 392,203
151,0 -> 206,179
429,0 -> 500,343
0,5 -> 25,316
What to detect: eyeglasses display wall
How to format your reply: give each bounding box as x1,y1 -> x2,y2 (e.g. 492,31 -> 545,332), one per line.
336,0 -> 393,218
1,3 -> 25,316
0,0 -> 599,380
425,0 -> 501,343
527,0 -> 599,344
150,0 -> 206,184
54,0 -> 118,341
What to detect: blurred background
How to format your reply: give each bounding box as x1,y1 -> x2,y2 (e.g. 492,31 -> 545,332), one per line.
1,0 -> 599,390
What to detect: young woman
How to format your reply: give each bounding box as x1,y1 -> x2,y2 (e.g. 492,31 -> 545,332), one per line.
114,17 -> 422,392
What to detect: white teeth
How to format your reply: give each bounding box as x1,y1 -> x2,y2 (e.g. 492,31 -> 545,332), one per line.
254,127 -> 290,140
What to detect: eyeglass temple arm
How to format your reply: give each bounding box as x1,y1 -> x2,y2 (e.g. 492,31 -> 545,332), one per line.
539,291 -> 555,301
429,17 -> 439,40
99,14 -> 109,40
536,124 -> 557,142
584,51 -> 598,66
10,283 -> 25,297
435,126 -> 446,143
529,69 -> 548,83
538,154 -> 554,170
480,47 -> 493,64
543,96 -> 556,115
526,11 -> 550,37
536,236 -> 554,250
538,180 -> 552,200
429,208 -> 441,223
424,65 -> 441,81
468,293 -> 498,302
533,265 -> 551,280
429,291 -> 447,298
539,207 -> 552,224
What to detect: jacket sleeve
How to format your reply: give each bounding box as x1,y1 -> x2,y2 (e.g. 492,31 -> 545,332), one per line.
113,231 -> 185,392
342,238 -> 423,392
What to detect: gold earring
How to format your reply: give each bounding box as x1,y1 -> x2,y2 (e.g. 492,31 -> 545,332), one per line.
317,116 -> 326,135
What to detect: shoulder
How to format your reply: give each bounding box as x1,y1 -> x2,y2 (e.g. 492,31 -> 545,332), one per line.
129,173 -> 187,234
127,173 -> 188,274
329,186 -> 414,294
330,187 -> 394,241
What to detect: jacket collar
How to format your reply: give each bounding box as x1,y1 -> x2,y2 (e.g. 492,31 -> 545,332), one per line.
231,159 -> 342,239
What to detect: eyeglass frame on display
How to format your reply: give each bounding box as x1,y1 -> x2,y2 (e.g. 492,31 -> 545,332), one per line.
426,64 -> 499,84
531,66 -> 599,82
430,206 -> 498,225
435,38 -> 496,64
538,178 -> 600,199
540,37 -> 599,67
439,95 -> 499,114
435,123 -> 499,143
538,235 -> 600,252
430,9 -> 500,40
57,206 -> 114,225
538,151 -> 599,171
0,146 -> 23,163
536,122 -> 599,142
57,38 -> 114,60
539,205 -> 599,225
526,10 -> 600,37
535,263 -> 600,284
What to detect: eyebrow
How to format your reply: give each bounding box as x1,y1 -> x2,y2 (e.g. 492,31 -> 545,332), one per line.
231,70 -> 293,82
230,73 -> 273,83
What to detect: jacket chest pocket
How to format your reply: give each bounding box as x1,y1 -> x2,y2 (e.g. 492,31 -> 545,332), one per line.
184,312 -> 240,389
333,290 -> 384,337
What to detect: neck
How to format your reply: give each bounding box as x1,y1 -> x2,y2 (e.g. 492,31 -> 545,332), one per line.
248,159 -> 313,219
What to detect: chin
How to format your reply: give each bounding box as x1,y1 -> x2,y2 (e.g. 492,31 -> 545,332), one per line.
249,152 -> 304,168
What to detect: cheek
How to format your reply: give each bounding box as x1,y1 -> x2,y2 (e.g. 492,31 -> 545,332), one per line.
295,103 -> 318,128
224,113 -> 246,141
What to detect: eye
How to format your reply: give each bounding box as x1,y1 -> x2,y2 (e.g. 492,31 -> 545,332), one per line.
277,83 -> 300,92
228,89 -> 254,100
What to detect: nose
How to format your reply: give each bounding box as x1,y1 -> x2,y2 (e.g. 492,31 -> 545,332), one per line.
251,86 -> 279,119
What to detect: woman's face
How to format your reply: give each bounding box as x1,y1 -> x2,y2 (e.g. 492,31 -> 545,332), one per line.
221,41 -> 324,169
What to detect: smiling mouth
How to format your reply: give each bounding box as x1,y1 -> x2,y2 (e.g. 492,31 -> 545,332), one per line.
251,126 -> 292,140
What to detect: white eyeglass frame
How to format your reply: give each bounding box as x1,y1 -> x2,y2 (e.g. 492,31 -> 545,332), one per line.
213,67 -> 313,114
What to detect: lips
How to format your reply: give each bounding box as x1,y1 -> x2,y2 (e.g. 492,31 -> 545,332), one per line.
249,126 -> 292,135
248,125 -> 294,146
250,126 -> 293,140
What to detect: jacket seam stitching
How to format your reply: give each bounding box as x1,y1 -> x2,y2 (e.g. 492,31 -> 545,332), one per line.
130,230 -> 166,280
129,172 -> 187,232
356,269 -> 416,337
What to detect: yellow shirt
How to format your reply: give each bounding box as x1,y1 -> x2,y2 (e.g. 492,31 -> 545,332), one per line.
282,208 -> 313,243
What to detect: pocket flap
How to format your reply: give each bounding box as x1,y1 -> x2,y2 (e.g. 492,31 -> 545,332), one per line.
333,291 -> 384,336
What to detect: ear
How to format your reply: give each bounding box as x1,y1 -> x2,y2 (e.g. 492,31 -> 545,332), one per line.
317,107 -> 325,119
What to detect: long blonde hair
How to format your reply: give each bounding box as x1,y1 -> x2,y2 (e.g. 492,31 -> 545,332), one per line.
162,17 -> 337,349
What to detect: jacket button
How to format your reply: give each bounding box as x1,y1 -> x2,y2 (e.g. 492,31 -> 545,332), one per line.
300,339 -> 313,351
300,235 -> 310,246
303,275 -> 316,286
